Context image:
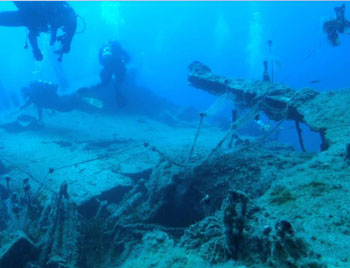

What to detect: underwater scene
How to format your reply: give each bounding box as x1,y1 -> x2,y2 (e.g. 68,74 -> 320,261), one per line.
0,1 -> 350,267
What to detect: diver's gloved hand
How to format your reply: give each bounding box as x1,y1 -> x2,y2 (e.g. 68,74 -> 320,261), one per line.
55,50 -> 63,62
33,48 -> 43,61
54,38 -> 71,62
56,35 -> 71,53
61,42 -> 71,54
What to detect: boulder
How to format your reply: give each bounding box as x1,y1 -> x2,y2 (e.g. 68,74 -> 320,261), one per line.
0,231 -> 37,268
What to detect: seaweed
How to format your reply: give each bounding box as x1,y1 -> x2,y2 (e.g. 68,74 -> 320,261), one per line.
269,187 -> 296,205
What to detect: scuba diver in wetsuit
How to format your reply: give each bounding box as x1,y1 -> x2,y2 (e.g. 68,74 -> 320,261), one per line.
76,41 -> 130,109
0,1 -> 77,61
323,4 -> 350,46
262,60 -> 270,82
21,81 -> 99,121
98,40 -> 130,107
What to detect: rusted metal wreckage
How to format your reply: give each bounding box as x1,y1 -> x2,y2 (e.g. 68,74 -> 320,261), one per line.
188,61 -> 350,153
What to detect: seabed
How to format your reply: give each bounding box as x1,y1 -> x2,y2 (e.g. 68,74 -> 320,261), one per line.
0,62 -> 349,268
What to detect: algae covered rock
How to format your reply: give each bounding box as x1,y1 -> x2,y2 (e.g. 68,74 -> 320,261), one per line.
180,213 -> 228,264
121,230 -> 207,268
180,189 -> 327,268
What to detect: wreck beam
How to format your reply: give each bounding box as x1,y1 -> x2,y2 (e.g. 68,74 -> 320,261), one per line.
188,61 -> 350,152
188,61 -> 318,122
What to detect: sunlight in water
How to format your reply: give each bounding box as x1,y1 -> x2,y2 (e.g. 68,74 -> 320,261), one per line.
246,7 -> 263,79
214,12 -> 230,54
100,1 -> 124,34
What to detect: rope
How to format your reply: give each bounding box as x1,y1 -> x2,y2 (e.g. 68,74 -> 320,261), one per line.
52,143 -> 141,171
206,90 -> 272,159
1,156 -> 57,194
0,143 -> 142,196
53,153 -> 115,171
188,113 -> 207,160
206,84 -> 304,160
149,145 -> 191,168
0,143 -> 145,227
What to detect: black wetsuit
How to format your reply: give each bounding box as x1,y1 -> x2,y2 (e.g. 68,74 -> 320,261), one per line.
262,61 -> 270,82
98,41 -> 130,107
21,81 -> 97,120
99,41 -> 129,86
323,4 -> 350,46
0,1 -> 77,61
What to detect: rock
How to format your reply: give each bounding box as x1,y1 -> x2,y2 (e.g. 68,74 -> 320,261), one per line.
222,190 -> 249,260
179,190 -> 327,267
126,143 -> 307,230
0,231 -> 37,268
78,184 -> 133,220
179,213 -> 227,264
46,255 -> 69,268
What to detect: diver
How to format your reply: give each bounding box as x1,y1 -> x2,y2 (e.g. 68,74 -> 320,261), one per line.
262,60 -> 270,82
0,1 -> 77,61
98,40 -> 130,107
20,81 -> 99,121
323,4 -> 350,46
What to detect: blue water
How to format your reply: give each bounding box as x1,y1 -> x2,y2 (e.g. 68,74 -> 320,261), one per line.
1,1 -> 348,152
0,2 -> 349,267
1,2 -> 349,105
